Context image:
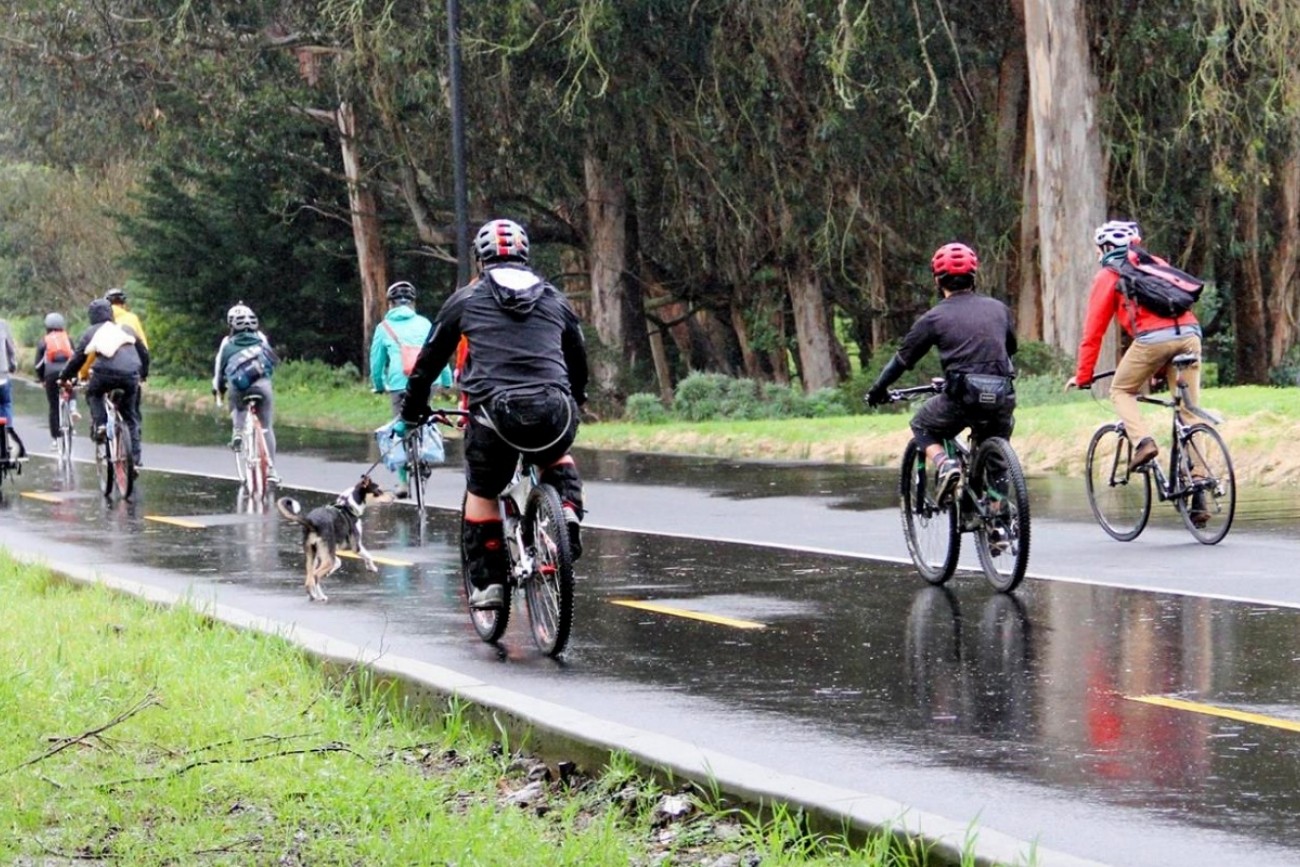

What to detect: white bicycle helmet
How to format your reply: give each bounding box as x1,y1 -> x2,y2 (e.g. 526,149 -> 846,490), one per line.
472,219 -> 529,264
227,303 -> 258,332
1094,220 -> 1139,249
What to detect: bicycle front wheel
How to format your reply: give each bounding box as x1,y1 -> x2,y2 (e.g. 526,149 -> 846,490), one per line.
1177,423 -> 1236,544
900,440 -> 959,585
523,483 -> 575,657
1085,423 -> 1151,541
409,432 -> 427,522
461,496 -> 510,644
969,437 -> 1031,593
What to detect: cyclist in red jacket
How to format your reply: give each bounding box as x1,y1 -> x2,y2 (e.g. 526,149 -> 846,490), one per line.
1065,220 -> 1202,471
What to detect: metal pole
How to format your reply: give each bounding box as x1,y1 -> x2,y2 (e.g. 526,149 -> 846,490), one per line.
448,0 -> 470,286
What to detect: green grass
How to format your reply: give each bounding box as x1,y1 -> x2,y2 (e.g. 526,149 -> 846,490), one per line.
0,554 -> 946,866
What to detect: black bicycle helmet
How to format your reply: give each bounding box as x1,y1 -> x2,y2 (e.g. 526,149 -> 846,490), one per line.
386,281 -> 417,303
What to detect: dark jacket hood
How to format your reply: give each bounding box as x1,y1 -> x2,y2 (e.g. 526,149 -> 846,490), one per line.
484,265 -> 545,318
88,299 -> 114,325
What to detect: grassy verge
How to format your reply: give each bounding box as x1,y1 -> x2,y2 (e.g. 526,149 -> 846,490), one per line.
0,554 -> 944,866
145,371 -> 1300,487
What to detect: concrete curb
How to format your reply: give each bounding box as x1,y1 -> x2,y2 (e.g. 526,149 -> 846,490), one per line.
11,548 -> 1107,867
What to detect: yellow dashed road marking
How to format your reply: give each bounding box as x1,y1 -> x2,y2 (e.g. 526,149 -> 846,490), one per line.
20,492 -> 64,503
1127,695 -> 1300,734
337,550 -> 413,567
144,515 -> 207,529
610,599 -> 766,630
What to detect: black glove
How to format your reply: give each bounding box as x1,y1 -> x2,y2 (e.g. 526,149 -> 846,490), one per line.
865,384 -> 890,408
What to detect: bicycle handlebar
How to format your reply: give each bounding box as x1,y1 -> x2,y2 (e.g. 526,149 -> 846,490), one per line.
888,379 -> 945,402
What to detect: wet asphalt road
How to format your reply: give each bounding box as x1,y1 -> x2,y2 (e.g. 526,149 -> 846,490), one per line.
4,383 -> 1300,866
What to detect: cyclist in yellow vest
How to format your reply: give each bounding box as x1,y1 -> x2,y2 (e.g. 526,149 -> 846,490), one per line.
105,287 -> 150,463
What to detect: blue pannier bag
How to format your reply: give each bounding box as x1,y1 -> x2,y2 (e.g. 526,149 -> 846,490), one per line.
373,420 -> 446,472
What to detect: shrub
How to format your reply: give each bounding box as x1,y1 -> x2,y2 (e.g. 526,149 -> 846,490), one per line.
624,393 -> 669,424
1014,340 -> 1073,377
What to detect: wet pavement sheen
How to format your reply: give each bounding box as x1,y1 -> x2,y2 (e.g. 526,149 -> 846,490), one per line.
4,384 -> 1300,865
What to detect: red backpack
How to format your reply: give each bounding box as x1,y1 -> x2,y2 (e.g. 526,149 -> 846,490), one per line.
44,331 -> 73,364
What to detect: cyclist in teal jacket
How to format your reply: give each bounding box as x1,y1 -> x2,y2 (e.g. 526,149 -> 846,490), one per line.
370,280 -> 449,497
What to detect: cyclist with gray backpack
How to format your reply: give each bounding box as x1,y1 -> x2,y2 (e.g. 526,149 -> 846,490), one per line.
1066,220 -> 1205,471
214,303 -> 281,484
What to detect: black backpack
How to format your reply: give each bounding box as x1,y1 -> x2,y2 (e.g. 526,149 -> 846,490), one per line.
1107,244 -> 1204,319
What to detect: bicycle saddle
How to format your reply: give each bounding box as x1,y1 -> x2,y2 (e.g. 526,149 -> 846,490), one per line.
1171,353 -> 1199,367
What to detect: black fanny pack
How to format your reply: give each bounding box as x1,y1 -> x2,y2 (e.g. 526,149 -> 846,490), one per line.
481,384 -> 574,453
948,373 -> 1016,410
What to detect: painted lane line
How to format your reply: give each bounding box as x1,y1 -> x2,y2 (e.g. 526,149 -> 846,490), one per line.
1126,694 -> 1300,734
144,515 -> 207,529
610,599 -> 766,630
337,550 -> 414,568
20,492 -> 64,503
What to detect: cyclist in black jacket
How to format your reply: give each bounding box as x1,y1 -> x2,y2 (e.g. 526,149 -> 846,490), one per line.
866,243 -> 1018,503
398,219 -> 589,610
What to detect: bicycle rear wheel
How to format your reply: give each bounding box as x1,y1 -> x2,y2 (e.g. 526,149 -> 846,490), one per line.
58,399 -> 74,462
244,416 -> 268,498
461,495 -> 510,644
523,483 -> 575,657
1085,423 -> 1151,541
900,440 -> 959,585
969,437 -> 1031,593
1176,423 -> 1235,544
110,416 -> 134,500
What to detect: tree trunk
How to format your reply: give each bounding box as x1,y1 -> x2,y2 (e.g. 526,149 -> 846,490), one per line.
583,150 -> 630,396
768,305 -> 790,387
1268,147 -> 1300,369
336,101 -> 387,374
1236,173 -> 1269,384
730,295 -> 766,380
1017,109 -> 1043,341
1023,0 -> 1106,354
786,264 -> 839,391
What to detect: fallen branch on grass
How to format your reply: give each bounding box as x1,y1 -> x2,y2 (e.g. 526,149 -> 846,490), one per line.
3,690 -> 162,775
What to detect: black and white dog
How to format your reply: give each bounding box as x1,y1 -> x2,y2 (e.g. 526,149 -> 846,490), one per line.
276,475 -> 393,602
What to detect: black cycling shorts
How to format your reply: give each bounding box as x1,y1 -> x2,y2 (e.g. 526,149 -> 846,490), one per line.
909,393 -> 1014,450
463,387 -> 579,499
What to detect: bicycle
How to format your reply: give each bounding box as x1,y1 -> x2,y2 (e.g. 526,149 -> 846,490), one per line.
56,382 -> 79,464
232,393 -> 273,498
95,388 -> 134,500
432,409 -> 575,657
888,380 -> 1032,593
1084,352 -> 1235,545
0,415 -> 28,489
403,418 -> 441,523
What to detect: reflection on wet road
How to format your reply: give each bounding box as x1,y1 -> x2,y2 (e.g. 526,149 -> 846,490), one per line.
4,385 -> 1300,865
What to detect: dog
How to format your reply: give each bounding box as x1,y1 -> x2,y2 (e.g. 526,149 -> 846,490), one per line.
276,475 -> 393,601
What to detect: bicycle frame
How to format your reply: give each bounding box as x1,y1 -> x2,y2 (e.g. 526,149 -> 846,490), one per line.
499,460 -> 540,585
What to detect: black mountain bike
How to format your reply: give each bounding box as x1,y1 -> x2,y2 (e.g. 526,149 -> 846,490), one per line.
889,380 -> 1032,593
433,410 -> 575,657
1084,352 -> 1235,545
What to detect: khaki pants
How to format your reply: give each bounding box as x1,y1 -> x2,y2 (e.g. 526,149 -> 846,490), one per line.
1110,333 -> 1202,444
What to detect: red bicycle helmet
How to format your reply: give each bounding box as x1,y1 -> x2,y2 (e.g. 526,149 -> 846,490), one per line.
931,243 -> 979,276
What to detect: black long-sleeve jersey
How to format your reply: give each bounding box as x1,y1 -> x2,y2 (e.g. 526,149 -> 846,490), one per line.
402,264 -> 588,421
